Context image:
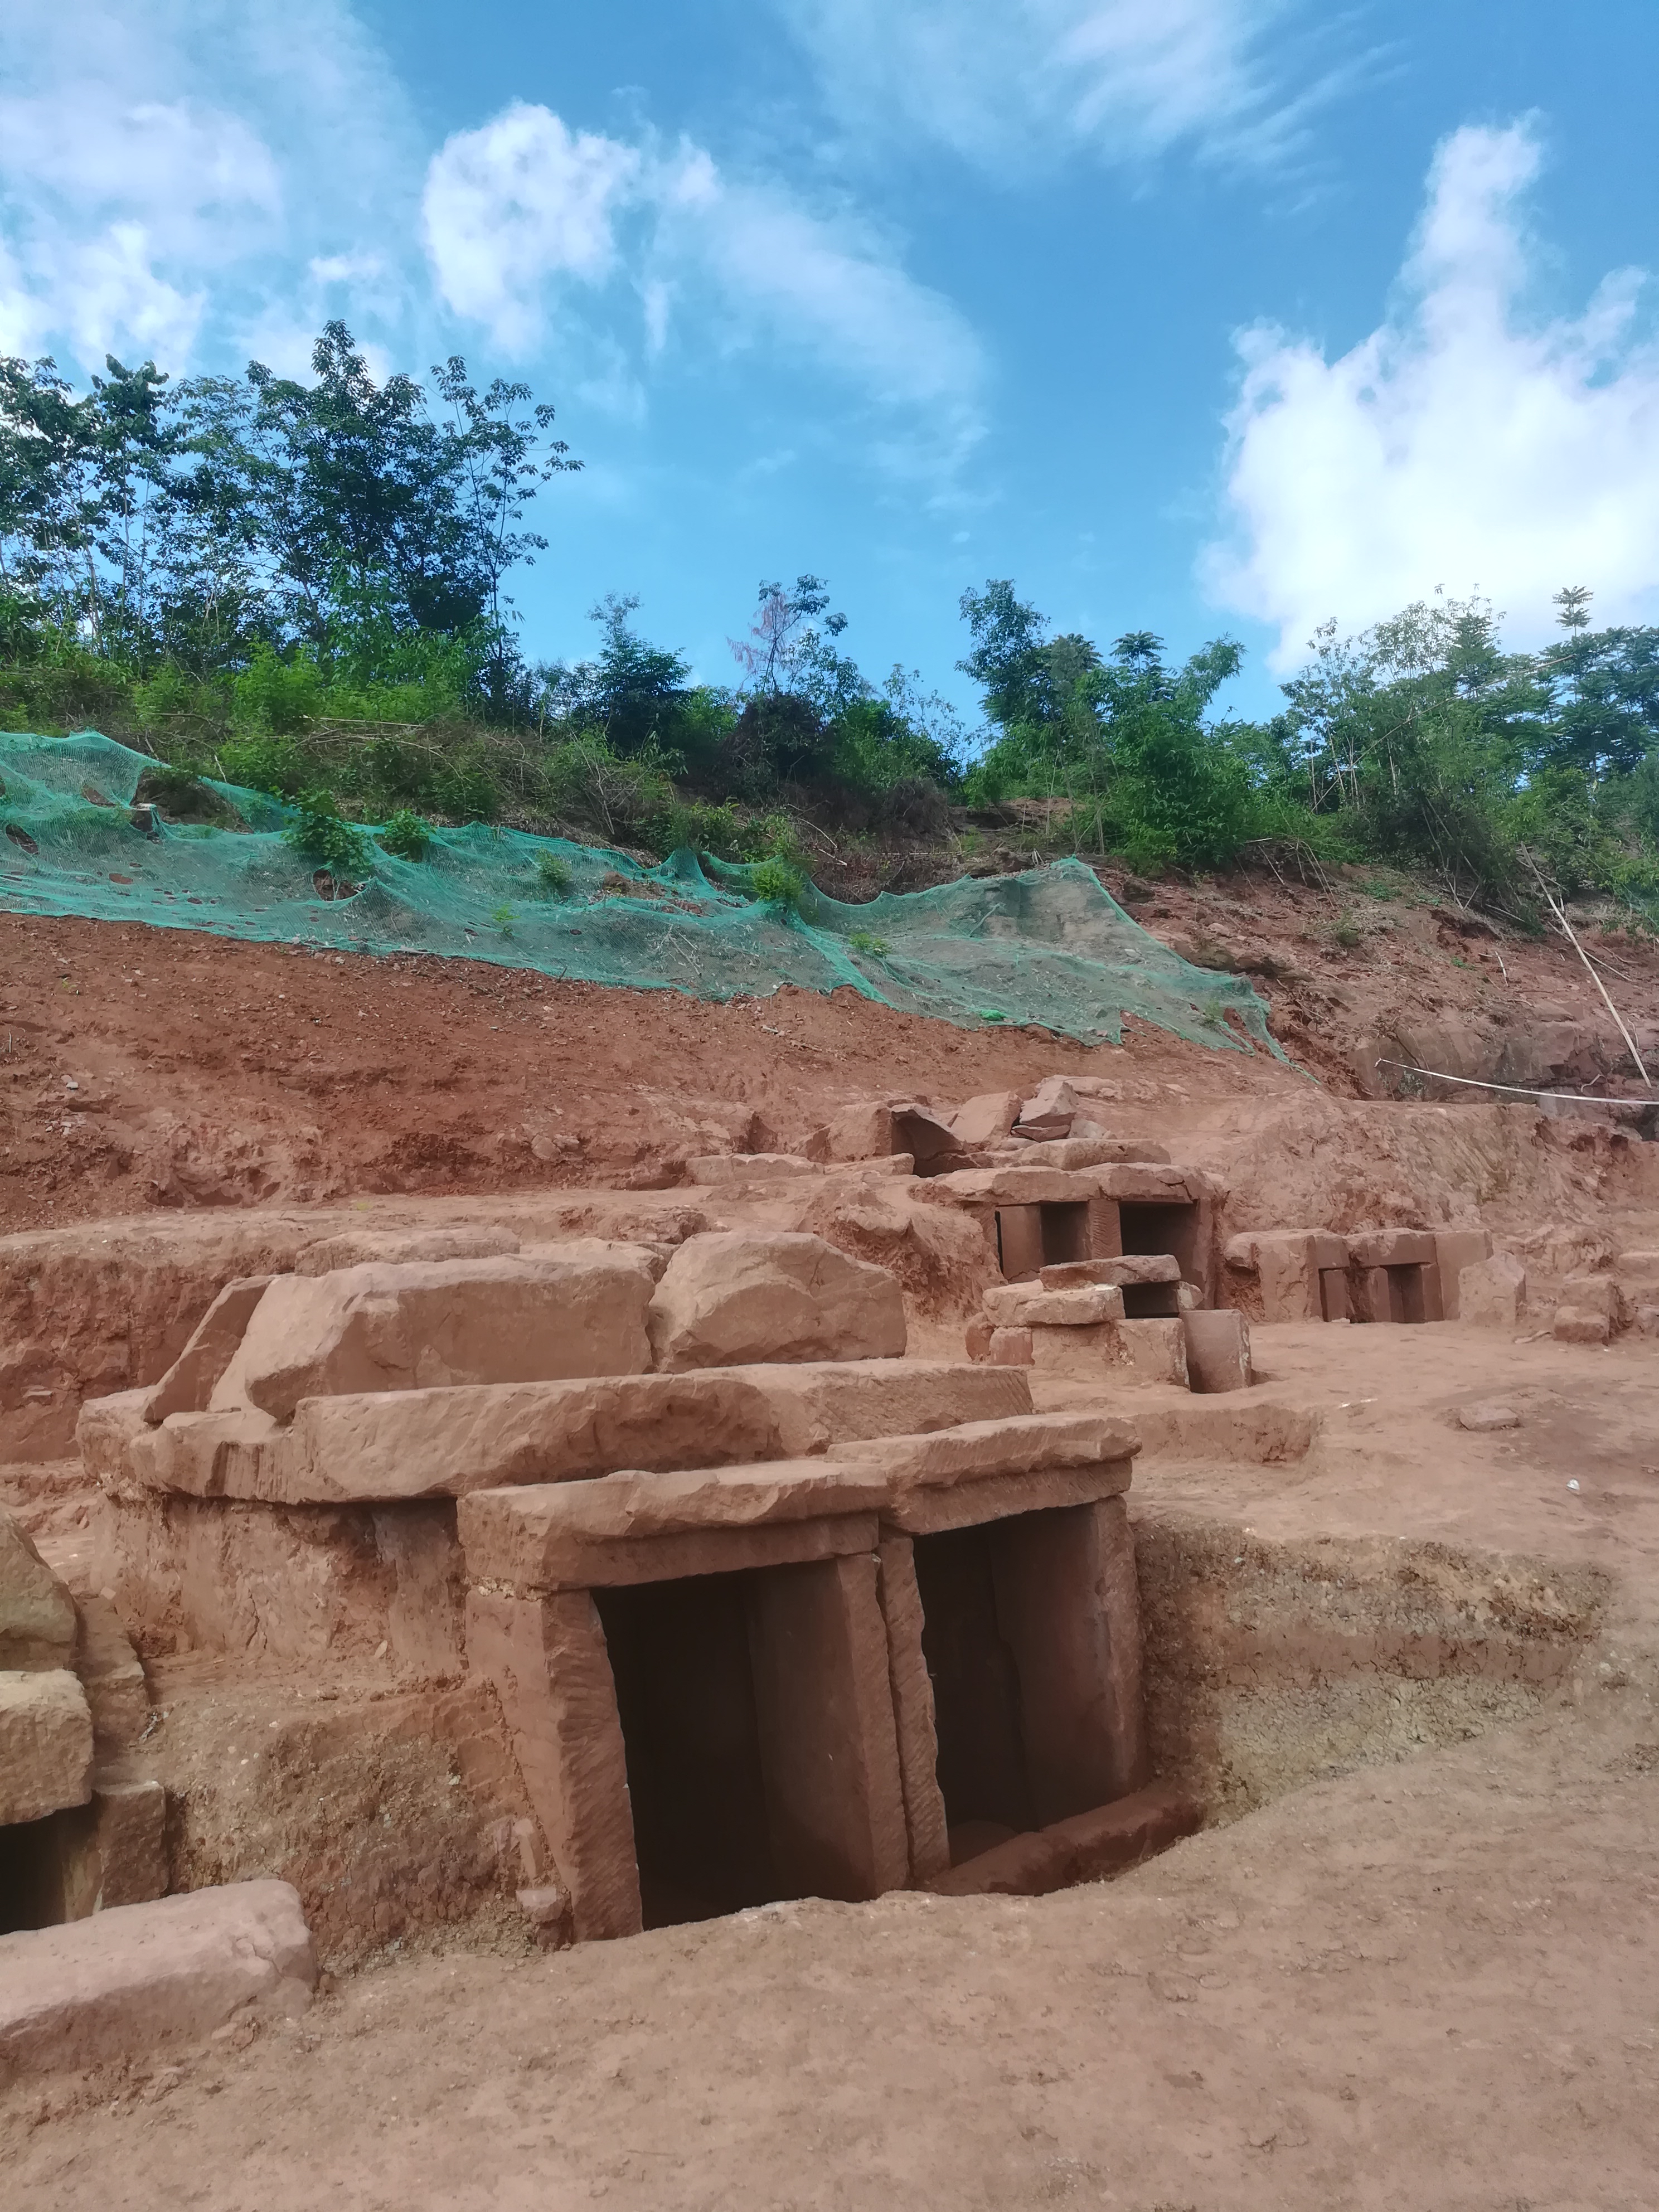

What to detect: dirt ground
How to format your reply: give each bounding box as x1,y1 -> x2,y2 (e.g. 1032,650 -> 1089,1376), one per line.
7,1320 -> 1659,2210
4,880 -> 1656,1234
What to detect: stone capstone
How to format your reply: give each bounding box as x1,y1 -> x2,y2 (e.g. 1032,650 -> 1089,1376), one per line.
0,1668 -> 94,1825
646,1231 -> 906,1371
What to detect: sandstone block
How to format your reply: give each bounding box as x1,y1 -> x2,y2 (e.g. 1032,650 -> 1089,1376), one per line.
829,1411 -> 1138,1488
1458,1401 -> 1521,1433
56,1777 -> 170,1920
989,1327 -> 1034,1366
1041,1255 -> 1178,1289
892,1107 -> 973,1173
0,1880 -> 315,2080
295,1226 -> 520,1275
684,1153 -> 816,1184
0,1506 -> 77,1664
1223,1230 -> 1346,1322
948,1090 -> 1023,1148
731,1359 -> 1029,1456
647,1231 -> 906,1370
983,1283 -> 1125,1327
929,1827 -> 1068,1896
1554,1271 -> 1619,1343
75,1389 -> 152,1486
1433,1229 -> 1493,1320
1181,1308 -> 1251,1393
143,1276 -> 274,1424
1090,1165 -> 1196,1202
228,1253 -> 657,1422
1458,1252 -> 1526,1328
826,1102 -> 896,1161
74,1595 -> 150,1753
1349,1227 -> 1437,1268
1006,1138 -> 1172,1169
1119,1318 -> 1190,1387
886,1462 -> 1134,1536
965,1315 -> 994,1362
458,1463 -> 888,1590
0,1668 -> 94,1825
1029,1321 -> 1121,1377
876,1536 -> 950,1882
1043,1781 -> 1205,1883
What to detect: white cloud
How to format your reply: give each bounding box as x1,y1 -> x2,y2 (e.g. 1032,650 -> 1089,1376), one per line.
775,0 -> 1311,171
0,0 -> 416,372
420,106 -> 986,468
1205,121 -> 1659,667
421,104 -> 643,350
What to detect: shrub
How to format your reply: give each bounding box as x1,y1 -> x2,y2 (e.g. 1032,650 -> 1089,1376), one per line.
848,929 -> 890,955
491,902 -> 516,937
282,789 -> 373,874
533,851 -> 573,898
750,857 -> 805,909
378,809 -> 433,861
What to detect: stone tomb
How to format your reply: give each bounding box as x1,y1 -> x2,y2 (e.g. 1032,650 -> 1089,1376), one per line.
75,1236 -> 1168,1940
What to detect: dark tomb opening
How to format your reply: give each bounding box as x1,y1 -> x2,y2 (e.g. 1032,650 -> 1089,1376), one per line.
1119,1200 -> 1200,1282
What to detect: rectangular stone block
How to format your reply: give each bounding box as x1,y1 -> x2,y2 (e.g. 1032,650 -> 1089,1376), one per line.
0,1668 -> 93,1826
730,1361 -> 1032,1458
1349,1228 -> 1437,1269
55,1777 -> 170,1920
1084,1196 -> 1123,1259
459,1464 -> 886,1592
1433,1229 -> 1493,1320
831,1413 -> 1138,1488
994,1204 -> 1046,1280
1119,1318 -> 1190,1386
0,1880 -> 316,2080
1460,1252 -> 1526,1327
875,1536 -> 950,1883
1028,1321 -> 1120,1378
1181,1308 -> 1251,1393
143,1276 -> 274,1424
464,1588 -> 642,1941
746,1553 -> 910,1902
882,1461 -> 1134,1537
74,1595 -> 149,1754
983,1283 -> 1126,1327
1041,1255 -> 1178,1288
988,1327 -> 1035,1366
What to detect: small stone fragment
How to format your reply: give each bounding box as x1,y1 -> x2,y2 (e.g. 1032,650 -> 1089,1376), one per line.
1458,1400 -> 1521,1433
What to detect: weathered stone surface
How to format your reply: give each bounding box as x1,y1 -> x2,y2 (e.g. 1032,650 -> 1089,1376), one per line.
1223,1230 -> 1347,1322
886,1462 -> 1134,1536
0,1668 -> 94,1824
948,1090 -> 1023,1148
684,1153 -> 817,1185
892,1107 -> 973,1173
1005,1138 -> 1172,1170
647,1231 -> 906,1370
964,1314 -> 995,1363
0,1880 -> 315,2079
1119,1317 -> 1191,1387
927,1782 -> 1202,1898
875,1535 -> 950,1883
93,1490 -> 465,1673
1433,1229 -> 1493,1320
284,1371 -> 785,1503
458,1464 -> 887,1590
74,1595 -> 149,1753
747,1552 -> 911,1902
988,1326 -> 1035,1366
1041,1255 -> 1178,1289
1028,1321 -> 1120,1378
731,1359 -> 1029,1457
1554,1270 -> 1620,1344
826,1102 -> 896,1161
227,1252 -> 657,1422
464,1588 -> 642,1941
831,1411 -> 1138,1488
983,1283 -> 1125,1327
75,1389 -> 152,1485
295,1226 -> 519,1275
55,1777 -> 170,1920
143,1277 -> 274,1424
1458,1251 -> 1526,1327
1181,1308 -> 1251,1394
1459,1400 -> 1521,1433
0,1505 -> 77,1663
1349,1228 -> 1437,1269
928,1167 -> 1103,1206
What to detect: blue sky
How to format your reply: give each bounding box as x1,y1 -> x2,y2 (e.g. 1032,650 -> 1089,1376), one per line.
4,1 -> 1658,727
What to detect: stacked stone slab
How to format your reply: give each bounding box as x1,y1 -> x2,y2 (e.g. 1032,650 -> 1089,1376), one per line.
1,1507 -> 164,1928
1222,1226 -> 1512,1328
915,1156 -> 1220,1301
961,1257 -> 1251,1394
74,1230 -> 1179,1939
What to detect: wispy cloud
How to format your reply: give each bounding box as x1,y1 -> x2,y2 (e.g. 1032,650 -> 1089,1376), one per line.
0,0 -> 418,372
421,107 -> 987,473
774,0 -> 1331,173
1205,120 -> 1659,666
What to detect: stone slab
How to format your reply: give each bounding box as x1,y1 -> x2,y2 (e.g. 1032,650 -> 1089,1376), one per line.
1349,1228 -> 1437,1268
988,1327 -> 1034,1366
875,1535 -> 950,1883
458,1464 -> 887,1591
1119,1318 -> 1191,1387
829,1411 -> 1138,1487
1029,1322 -> 1121,1378
294,1226 -> 521,1275
1459,1253 -> 1527,1327
1181,1308 -> 1251,1394
929,1782 -> 1203,1897
647,1231 -> 907,1370
74,1595 -> 150,1753
1040,1255 -> 1178,1288
881,1462 -> 1134,1537
143,1277 -> 273,1424
0,1505 -> 77,1664
684,1154 -> 817,1183
0,1668 -> 93,1825
983,1284 -> 1125,1327
0,1880 -> 315,2081
999,1139 -> 1172,1170
55,1777 -> 171,1920
1433,1229 -> 1493,1320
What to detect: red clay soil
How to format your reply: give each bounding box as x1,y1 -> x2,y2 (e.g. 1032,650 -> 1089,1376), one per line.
5,872 -> 1658,1235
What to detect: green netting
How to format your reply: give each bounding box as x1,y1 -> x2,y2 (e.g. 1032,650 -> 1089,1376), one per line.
0,730 -> 1283,1054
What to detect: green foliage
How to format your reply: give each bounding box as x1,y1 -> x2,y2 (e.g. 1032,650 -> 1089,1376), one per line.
848,929 -> 890,955
533,851 -> 573,897
749,857 -> 805,909
281,788 -> 373,874
491,902 -> 516,937
378,809 -> 433,861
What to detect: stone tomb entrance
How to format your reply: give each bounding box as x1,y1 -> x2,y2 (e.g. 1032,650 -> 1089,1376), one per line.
595,1554 -> 899,1929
